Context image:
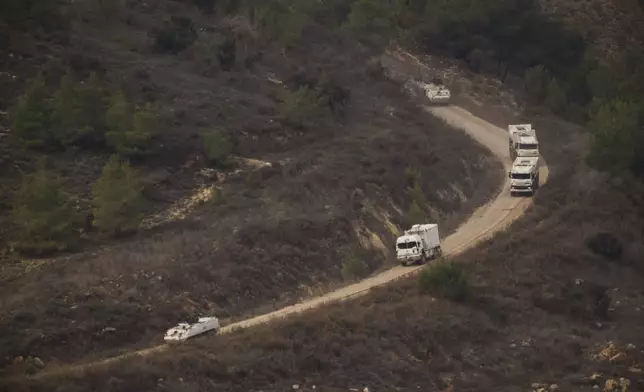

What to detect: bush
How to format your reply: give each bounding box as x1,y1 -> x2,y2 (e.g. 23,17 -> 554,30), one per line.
154,16 -> 197,54
418,259 -> 471,301
278,86 -> 326,128
52,72 -> 107,145
12,161 -> 80,255
586,99 -> 644,174
250,1 -> 309,48
524,65 -> 549,104
341,256 -> 370,281
0,0 -> 62,28
545,78 -> 567,115
10,73 -> 56,148
92,155 -> 145,235
105,91 -> 157,158
204,128 -> 233,167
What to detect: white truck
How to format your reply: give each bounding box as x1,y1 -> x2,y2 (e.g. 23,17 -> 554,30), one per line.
508,124 -> 539,160
421,78 -> 451,105
509,156 -> 540,196
396,223 -> 442,266
164,316 -> 220,343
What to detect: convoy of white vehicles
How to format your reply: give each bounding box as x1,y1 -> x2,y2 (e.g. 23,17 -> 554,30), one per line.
507,123 -> 541,197
395,223 -> 443,266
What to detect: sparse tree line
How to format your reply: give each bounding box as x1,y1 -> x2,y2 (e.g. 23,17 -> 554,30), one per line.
7,70 -> 234,256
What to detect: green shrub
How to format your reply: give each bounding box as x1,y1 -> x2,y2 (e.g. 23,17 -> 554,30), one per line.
52,72 -> 107,145
586,99 -> 644,174
524,65 -> 549,104
10,74 -> 56,148
92,155 -> 145,235
341,256 -> 370,281
12,161 -> 80,255
0,0 -> 62,28
204,128 -> 233,167
154,16 -> 197,54
418,259 -> 471,301
251,1 -> 309,48
545,78 -> 567,115
278,86 -> 326,128
105,91 -> 157,158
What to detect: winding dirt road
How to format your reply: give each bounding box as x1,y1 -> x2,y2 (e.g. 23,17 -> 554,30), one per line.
20,56 -> 549,382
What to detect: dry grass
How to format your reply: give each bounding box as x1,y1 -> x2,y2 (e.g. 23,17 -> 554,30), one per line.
8,99 -> 644,392
0,0 -> 502,368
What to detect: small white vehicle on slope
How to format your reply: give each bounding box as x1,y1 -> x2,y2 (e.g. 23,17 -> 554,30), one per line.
509,156 -> 540,196
164,316 -> 220,343
508,124 -> 539,160
396,223 -> 442,266
420,78 -> 451,105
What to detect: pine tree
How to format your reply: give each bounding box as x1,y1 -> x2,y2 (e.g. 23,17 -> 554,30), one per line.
106,91 -> 156,157
92,155 -> 145,235
12,160 -> 79,254
204,127 -> 233,167
11,73 -> 56,148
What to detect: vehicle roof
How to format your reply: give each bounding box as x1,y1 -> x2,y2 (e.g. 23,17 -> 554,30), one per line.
511,157 -> 539,173
396,234 -> 420,242
518,135 -> 538,144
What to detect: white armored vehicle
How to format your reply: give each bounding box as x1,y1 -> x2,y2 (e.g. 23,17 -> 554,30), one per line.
396,223 -> 442,266
509,156 -> 540,196
508,124 -> 539,160
421,78 -> 451,105
164,316 -> 220,343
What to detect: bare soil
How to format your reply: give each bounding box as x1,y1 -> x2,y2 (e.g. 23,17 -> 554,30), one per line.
0,1 -> 502,370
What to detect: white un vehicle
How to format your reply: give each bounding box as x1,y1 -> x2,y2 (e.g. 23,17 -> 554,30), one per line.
164,316 -> 220,343
508,123 -> 539,160
396,223 -> 442,266
421,78 -> 451,105
509,156 -> 540,197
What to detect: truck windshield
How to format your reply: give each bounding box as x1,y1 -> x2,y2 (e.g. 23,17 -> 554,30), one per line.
397,242 -> 418,249
511,173 -> 531,179
519,143 -> 538,150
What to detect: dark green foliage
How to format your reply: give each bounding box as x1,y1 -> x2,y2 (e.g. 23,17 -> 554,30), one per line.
203,128 -> 233,167
0,0 -> 63,28
52,72 -> 107,145
12,161 -> 80,255
277,86 -> 326,128
10,74 -> 56,148
155,16 -> 198,54
341,255 -> 370,281
105,90 -> 157,158
418,259 -> 471,301
92,155 -> 145,236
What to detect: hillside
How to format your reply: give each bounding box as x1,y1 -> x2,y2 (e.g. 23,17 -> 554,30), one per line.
9,44 -> 644,392
0,0 -> 503,371
3,0 -> 644,390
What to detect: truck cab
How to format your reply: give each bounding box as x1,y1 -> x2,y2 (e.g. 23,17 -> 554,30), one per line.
396,234 -> 425,265
509,157 -> 540,196
508,124 -> 539,159
396,223 -> 442,266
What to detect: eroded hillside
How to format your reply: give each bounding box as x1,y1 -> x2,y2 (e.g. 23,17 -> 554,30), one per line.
0,0 -> 502,370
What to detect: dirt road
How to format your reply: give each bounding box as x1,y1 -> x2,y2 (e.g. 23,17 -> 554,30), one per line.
19,61 -> 549,382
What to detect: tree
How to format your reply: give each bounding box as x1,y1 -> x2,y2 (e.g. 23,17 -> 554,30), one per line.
52,72 -> 107,145
92,155 -> 145,235
204,128 -> 233,167
12,160 -> 79,254
11,73 -> 56,148
105,91 -> 156,158
587,100 -> 644,174
545,78 -> 567,115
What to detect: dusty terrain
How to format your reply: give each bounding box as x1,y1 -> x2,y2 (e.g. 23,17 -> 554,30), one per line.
13,90 -> 550,382
6,34 -> 644,392
0,0 -> 502,372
